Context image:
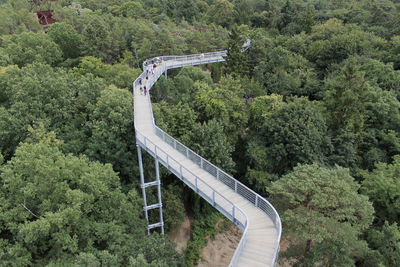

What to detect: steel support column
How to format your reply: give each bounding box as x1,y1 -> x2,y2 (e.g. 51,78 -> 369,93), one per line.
137,144 -> 164,235
155,158 -> 164,234
137,145 -> 150,235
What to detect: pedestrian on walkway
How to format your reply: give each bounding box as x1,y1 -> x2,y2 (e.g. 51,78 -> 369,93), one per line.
144,86 -> 147,96
139,77 -> 142,85
140,86 -> 143,94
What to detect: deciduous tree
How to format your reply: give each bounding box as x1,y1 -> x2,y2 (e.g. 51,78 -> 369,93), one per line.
269,163 -> 374,266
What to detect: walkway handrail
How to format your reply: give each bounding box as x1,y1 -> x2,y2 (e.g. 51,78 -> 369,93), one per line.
133,51 -> 281,266
153,126 -> 281,266
135,130 -> 248,230
143,51 -> 227,69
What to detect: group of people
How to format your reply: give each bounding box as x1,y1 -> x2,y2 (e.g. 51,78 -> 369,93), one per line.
138,57 -> 162,96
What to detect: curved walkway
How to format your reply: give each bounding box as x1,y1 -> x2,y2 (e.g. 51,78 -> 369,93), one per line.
133,52 -> 281,267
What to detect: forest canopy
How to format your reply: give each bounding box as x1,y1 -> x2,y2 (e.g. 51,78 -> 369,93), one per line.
1,0 -> 400,266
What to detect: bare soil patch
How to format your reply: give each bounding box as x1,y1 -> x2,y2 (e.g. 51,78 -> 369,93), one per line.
168,216 -> 193,253
197,221 -> 242,267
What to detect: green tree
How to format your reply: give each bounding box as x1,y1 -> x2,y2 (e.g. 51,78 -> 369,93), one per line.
0,63 -> 105,159
233,0 -> 252,25
306,19 -> 369,71
183,119 -> 235,173
0,0 -> 41,35
254,46 -> 320,98
3,32 -> 62,67
248,97 -> 331,178
162,185 -> 185,232
81,15 -> 112,62
164,0 -> 199,23
249,94 -> 285,131
74,56 -> 141,89
269,163 -> 374,266
324,58 -> 371,134
361,155 -> 400,225
357,87 -> 400,170
120,1 -> 145,19
153,101 -> 198,139
366,222 -> 400,267
194,77 -> 248,144
160,66 -> 213,104
0,133 -> 182,266
225,24 -> 250,77
206,0 -> 234,28
47,22 -> 81,59
85,86 -> 138,185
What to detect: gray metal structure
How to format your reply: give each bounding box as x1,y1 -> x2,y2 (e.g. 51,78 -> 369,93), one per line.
133,51 -> 281,266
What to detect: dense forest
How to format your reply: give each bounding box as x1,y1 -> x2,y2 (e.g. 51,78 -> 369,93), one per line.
1,0 -> 400,266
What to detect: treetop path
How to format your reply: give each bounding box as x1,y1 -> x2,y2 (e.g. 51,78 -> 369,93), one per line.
133,51 -> 281,267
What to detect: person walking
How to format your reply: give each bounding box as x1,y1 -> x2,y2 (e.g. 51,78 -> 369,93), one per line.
144,86 -> 147,96
140,86 -> 143,95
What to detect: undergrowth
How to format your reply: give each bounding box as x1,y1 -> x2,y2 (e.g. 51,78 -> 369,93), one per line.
184,209 -> 230,266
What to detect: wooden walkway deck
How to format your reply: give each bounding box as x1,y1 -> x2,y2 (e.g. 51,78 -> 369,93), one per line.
133,53 -> 280,266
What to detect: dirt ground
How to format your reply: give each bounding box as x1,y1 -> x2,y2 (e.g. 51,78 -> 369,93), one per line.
170,216 -> 291,266
168,216 -> 193,253
197,226 -> 292,267
197,222 -> 242,267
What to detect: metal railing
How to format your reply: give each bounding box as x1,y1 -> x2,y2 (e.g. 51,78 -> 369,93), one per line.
143,51 -> 227,69
133,51 -> 281,266
135,130 -> 247,231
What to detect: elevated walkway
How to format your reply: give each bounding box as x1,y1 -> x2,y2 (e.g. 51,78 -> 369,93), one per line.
133,51 -> 281,266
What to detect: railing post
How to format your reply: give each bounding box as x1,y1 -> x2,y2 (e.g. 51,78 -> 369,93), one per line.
217,169 -> 219,180
144,137 -> 147,147
200,158 -> 203,169
186,148 -> 189,158
255,195 -> 258,207
162,131 -> 165,141
235,181 -> 237,193
174,139 -> 176,149
180,165 -> 183,180
232,206 -> 235,222
166,155 -> 169,168
212,191 -> 215,206
155,146 -> 157,156
195,177 -> 198,192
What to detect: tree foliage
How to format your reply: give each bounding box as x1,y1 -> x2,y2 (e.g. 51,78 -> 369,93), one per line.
1,0 -> 400,264
269,163 -> 374,266
2,32 -> 62,67
0,134 -> 182,266
361,155 -> 400,225
47,22 -> 81,60
248,96 -> 331,178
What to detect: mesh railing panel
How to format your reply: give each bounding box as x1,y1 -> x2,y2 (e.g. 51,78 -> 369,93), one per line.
218,171 -> 235,190
237,183 -> 256,205
188,150 -> 201,166
202,160 -> 217,177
